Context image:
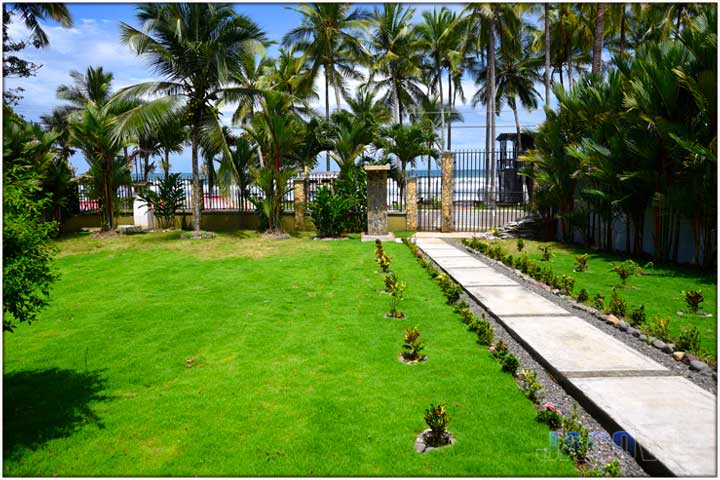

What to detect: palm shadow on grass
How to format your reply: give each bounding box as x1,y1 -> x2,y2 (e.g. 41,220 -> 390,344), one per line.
3,368 -> 108,460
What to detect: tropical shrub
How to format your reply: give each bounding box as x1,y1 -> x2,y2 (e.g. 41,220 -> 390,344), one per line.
574,254 -> 589,272
683,290 -> 704,313
333,164 -> 366,232
576,288 -> 589,303
377,253 -> 391,273
402,325 -> 426,361
593,293 -> 605,311
307,185 -> 353,237
584,460 -> 622,478
560,403 -> 592,462
518,369 -> 544,403
540,267 -> 555,285
628,305 -> 646,327
540,245 -> 552,261
435,274 -> 461,304
536,402 -> 563,430
501,353 -> 520,376
387,278 -> 406,318
676,325 -> 702,353
643,317 -> 671,342
423,402 -> 451,447
607,288 -> 627,318
489,339 -> 509,360
559,274 -> 575,295
138,173 -> 186,229
384,271 -> 398,293
610,260 -> 642,286
475,317 -> 494,346
516,238 -> 525,252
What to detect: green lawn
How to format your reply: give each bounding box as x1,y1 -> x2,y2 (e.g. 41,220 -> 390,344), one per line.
3,231 -> 576,476
477,239 -> 717,358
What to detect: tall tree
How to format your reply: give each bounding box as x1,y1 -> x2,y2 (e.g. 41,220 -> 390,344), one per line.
3,3 -> 73,103
283,3 -> 369,170
544,3 -> 551,108
592,4 -> 606,76
368,4 -> 424,127
115,3 -> 267,233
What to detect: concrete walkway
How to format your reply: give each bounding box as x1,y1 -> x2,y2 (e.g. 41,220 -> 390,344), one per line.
415,238 -> 717,477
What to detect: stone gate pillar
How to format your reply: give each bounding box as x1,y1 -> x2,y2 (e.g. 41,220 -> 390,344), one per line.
441,152 -> 454,232
293,177 -> 306,231
406,177 -> 417,231
362,165 -> 395,241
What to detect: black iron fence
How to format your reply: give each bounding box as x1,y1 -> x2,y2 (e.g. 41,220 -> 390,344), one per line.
76,173 -> 406,214
415,150 -> 531,232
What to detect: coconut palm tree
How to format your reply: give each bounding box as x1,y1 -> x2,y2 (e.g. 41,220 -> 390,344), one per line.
368,4 -> 425,127
155,117 -> 187,179
283,3 -> 370,171
262,46 -> 317,103
231,52 -> 274,126
329,110 -> 376,172
114,3 -> 267,233
592,4 -> 606,76
56,66 -> 114,108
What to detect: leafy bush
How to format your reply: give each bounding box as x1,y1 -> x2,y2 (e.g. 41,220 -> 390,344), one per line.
584,460 -> 622,477
676,325 -> 702,353
3,165 -> 59,332
384,271 -> 398,293
518,369 -> 544,403
540,267 -> 555,285
516,238 -> 525,252
643,317 -> 671,342
576,288 -> 589,303
375,239 -> 384,259
628,305 -> 646,327
489,339 -> 509,360
377,253 -> 391,273
683,289 -> 704,313
593,293 -> 605,310
402,325 -> 426,361
138,173 -> 186,229
501,353 -> 520,375
307,186 -> 353,237
387,278 -> 406,318
333,163 -> 367,232
560,403 -> 592,462
610,260 -> 642,286
503,254 -> 514,268
540,245 -> 552,261
490,226 -> 500,237
536,402 -> 563,430
607,288 -> 627,318
436,274 -> 462,304
559,274 -> 575,295
453,300 -> 469,314
476,317 -> 494,346
574,253 -> 589,272
423,402 -> 451,447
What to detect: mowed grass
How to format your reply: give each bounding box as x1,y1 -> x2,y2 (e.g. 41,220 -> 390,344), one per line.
3,231 -> 576,477
480,239 -> 717,357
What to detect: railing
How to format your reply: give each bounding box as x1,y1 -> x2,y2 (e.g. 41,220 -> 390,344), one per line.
76,173 -> 407,214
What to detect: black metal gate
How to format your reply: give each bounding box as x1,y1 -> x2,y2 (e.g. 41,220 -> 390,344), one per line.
415,150 -> 530,232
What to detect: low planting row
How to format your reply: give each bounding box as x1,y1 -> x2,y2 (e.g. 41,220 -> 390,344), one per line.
463,238 -> 712,366
399,238 -> 621,476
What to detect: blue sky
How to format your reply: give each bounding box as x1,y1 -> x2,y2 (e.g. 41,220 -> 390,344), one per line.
5,3 -> 554,174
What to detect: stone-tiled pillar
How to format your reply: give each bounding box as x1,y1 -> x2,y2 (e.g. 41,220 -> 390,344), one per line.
294,178 -> 306,231
441,152 -> 454,232
406,177 -> 417,231
364,165 -> 390,235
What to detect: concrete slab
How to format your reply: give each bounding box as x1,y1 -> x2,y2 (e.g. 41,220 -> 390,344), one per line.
444,267 -> 519,287
431,256 -> 491,270
417,248 -> 470,258
465,285 -> 570,317
500,315 -> 667,373
570,376 -> 717,477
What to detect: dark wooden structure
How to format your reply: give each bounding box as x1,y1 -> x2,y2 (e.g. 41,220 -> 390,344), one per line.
496,132 -> 534,204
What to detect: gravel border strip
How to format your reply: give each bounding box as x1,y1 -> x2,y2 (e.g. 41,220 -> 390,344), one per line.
411,242 -> 648,477
450,239 -> 717,395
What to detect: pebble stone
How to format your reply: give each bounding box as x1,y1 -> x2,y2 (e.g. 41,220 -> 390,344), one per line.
652,339 -> 666,350
699,367 -> 714,377
689,360 -> 708,371
661,344 -> 674,354
638,334 -> 647,341
619,322 -> 629,332
673,351 -> 686,362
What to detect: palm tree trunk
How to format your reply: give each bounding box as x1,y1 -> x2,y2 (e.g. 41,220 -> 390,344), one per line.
511,101 -> 522,153
105,155 -> 114,231
592,3 -> 605,77
325,65 -> 331,171
438,68 -> 445,151
164,150 -> 170,180
544,3 -> 551,108
488,13 -> 497,207
447,70 -> 452,150
191,131 -> 201,232
393,79 -> 401,126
